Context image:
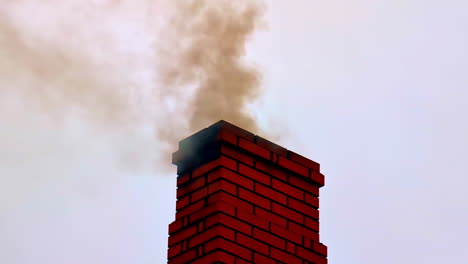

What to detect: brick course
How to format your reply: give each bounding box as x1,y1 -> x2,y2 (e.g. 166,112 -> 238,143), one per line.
168,120 -> 328,263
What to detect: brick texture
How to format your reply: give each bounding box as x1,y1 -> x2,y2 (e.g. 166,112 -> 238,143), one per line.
168,120 -> 328,264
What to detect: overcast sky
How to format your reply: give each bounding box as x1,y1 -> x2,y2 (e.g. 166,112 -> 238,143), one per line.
1,1 -> 467,264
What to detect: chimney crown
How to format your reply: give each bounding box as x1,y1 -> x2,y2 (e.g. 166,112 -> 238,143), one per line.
173,120 -> 323,186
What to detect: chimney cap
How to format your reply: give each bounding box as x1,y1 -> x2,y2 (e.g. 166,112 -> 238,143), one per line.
172,120 -> 322,185
173,120 -> 253,173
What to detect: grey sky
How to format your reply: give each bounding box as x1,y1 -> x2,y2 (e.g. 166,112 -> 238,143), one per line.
254,1 -> 468,263
0,1 -> 467,264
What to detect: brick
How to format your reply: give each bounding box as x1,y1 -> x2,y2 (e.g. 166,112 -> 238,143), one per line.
253,228 -> 285,249
270,248 -> 302,264
175,199 -> 205,218
288,198 -> 318,219
277,156 -> 309,178
272,179 -> 304,201
271,203 -> 304,224
220,144 -> 254,166
255,183 -> 287,205
289,221 -> 319,241
254,136 -> 288,156
286,241 -> 297,254
255,207 -> 287,228
296,246 -> 327,263
253,253 -> 276,264
207,179 -> 237,196
189,225 -> 236,248
216,129 -> 238,146
176,195 -> 190,210
205,213 -> 253,235
208,191 -> 254,214
287,150 -> 320,171
192,156 -> 237,179
190,186 -> 208,202
303,237 -> 312,249
270,223 -> 302,244
238,164 -> 270,185
208,168 -> 254,190
189,201 -> 235,224
177,175 -> 206,199
191,179 -> 237,202
167,242 -> 182,259
177,172 -> 191,186
304,193 -> 319,208
311,171 -> 325,187
168,225 -> 197,246
313,241 -> 328,256
255,160 -> 287,181
191,250 -> 236,264
304,217 -> 320,232
288,175 -> 320,196
216,120 -> 255,142
235,257 -> 252,264
236,209 -> 269,231
168,248 -> 197,263
238,138 -> 271,160
236,233 -> 269,255
189,174 -> 208,190
205,237 -> 252,261
308,208 -> 319,221
168,219 -> 184,235
271,152 -> 278,163
238,188 -> 271,210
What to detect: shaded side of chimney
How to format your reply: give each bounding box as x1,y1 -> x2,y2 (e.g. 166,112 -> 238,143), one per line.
168,120 -> 328,264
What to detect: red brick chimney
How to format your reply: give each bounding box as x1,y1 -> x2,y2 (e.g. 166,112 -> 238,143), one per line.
168,120 -> 328,264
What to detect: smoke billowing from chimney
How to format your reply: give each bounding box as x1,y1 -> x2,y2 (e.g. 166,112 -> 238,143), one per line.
0,0 -> 266,172
157,0 -> 265,145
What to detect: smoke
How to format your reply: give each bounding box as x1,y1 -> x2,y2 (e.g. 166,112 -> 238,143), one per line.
157,0 -> 266,141
0,0 -> 265,263
1,2 -> 146,124
0,0 -> 266,169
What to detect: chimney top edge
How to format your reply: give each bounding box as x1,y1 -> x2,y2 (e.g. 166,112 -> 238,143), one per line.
173,120 -> 321,178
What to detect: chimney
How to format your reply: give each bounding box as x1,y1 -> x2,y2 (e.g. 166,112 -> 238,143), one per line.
168,120 -> 328,264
